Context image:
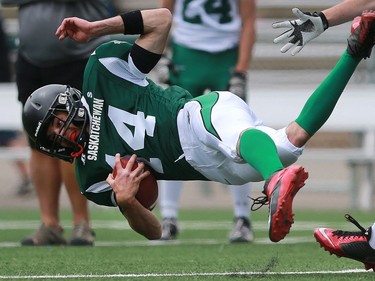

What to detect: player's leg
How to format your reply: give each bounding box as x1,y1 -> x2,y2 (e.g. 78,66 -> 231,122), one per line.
159,180 -> 183,240
293,11 -> 375,145
185,91 -> 307,242
185,91 -> 305,242
170,46 -> 241,242
242,49 -> 364,242
239,11 -> 375,242
170,43 -> 208,97
158,46 -> 205,241
228,184 -> 253,242
238,129 -> 308,242
313,12 -> 375,270
200,49 -> 251,243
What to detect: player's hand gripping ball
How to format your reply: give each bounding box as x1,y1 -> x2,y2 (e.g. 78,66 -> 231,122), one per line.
113,157 -> 158,210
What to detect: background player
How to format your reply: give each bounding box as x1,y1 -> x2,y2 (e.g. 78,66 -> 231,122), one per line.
157,0 -> 256,243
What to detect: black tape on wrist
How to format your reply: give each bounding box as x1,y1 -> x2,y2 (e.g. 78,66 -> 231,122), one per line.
131,43 -> 161,74
318,12 -> 329,30
121,10 -> 144,35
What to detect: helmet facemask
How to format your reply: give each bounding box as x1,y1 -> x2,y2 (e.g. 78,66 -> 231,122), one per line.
35,86 -> 89,163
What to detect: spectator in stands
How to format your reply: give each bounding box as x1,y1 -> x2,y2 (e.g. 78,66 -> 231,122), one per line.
1,0 -> 113,246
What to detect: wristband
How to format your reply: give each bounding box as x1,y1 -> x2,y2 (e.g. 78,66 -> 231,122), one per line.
317,11 -> 329,30
120,10 -> 144,35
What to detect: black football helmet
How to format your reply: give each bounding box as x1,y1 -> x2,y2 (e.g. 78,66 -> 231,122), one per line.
22,84 -> 89,163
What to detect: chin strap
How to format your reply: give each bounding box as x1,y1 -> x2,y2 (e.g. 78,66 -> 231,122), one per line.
71,144 -> 84,158
68,130 -> 85,158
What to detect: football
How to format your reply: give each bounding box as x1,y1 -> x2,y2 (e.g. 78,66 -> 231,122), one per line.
113,156 -> 158,211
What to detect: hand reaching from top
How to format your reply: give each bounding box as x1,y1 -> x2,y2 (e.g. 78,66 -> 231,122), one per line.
56,17 -> 93,43
272,8 -> 329,56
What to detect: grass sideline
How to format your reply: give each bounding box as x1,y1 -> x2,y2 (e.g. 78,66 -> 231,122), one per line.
0,207 -> 374,280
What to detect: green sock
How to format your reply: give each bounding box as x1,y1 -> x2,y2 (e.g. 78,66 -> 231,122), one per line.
295,51 -> 361,136
239,129 -> 284,180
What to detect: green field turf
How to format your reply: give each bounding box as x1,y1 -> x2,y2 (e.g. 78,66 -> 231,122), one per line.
0,207 -> 374,280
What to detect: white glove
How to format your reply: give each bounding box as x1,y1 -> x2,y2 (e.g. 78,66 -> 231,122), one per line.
273,8 -> 329,56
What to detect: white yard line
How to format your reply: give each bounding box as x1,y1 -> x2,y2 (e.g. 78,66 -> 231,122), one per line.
0,269 -> 369,279
0,219 -> 365,230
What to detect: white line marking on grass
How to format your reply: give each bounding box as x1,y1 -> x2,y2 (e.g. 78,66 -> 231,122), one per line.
0,269 -> 370,279
0,220 -> 361,231
0,237 -> 315,248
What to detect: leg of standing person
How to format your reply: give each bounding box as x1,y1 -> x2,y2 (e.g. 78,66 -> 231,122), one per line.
160,182 -> 253,242
228,184 -> 253,242
61,160 -> 95,245
159,45 -> 253,242
21,150 -> 67,245
15,0 -> 111,246
18,55 -> 94,246
159,180 -> 182,240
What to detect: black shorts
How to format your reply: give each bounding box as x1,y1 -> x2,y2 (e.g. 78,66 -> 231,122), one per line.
16,55 -> 89,147
16,54 -> 88,105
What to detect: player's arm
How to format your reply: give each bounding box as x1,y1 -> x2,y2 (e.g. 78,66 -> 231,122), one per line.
322,0 -> 375,27
227,0 -> 256,100
272,0 -> 375,55
272,8 -> 328,56
107,154 -> 161,240
56,8 -> 172,55
235,0 -> 256,74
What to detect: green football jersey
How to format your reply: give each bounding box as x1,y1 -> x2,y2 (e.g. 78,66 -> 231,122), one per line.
76,40 -> 207,206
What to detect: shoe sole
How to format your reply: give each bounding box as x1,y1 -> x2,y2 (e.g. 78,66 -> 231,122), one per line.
314,228 -> 375,272
268,166 -> 308,242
